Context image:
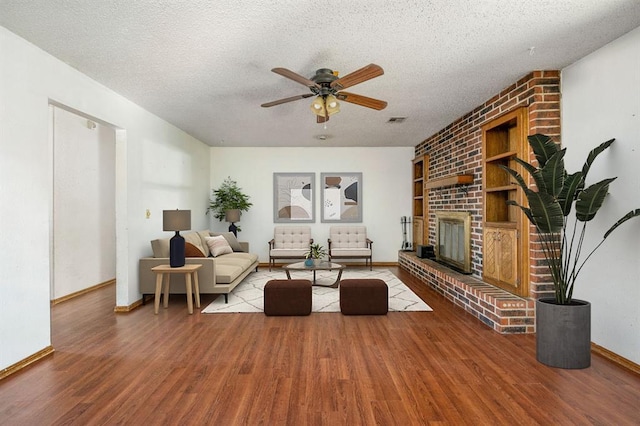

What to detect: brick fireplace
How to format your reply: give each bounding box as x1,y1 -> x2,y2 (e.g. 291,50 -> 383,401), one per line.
401,70 -> 560,333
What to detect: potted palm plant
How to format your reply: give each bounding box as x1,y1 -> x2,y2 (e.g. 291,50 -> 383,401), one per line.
503,134 -> 639,369
207,177 -> 253,234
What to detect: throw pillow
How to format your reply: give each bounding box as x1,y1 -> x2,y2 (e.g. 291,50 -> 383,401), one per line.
196,230 -> 212,257
211,231 -> 244,252
185,242 -> 205,258
150,238 -> 170,258
205,235 -> 233,257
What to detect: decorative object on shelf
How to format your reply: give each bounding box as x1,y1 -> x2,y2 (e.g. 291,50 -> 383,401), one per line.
163,209 -> 191,268
225,209 -> 241,237
273,173 -> 315,223
208,177 -> 252,234
503,134 -> 640,369
321,172 -> 362,222
305,243 -> 327,266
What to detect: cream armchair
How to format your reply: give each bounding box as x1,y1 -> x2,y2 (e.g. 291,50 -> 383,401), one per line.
268,226 -> 313,270
328,226 -> 373,270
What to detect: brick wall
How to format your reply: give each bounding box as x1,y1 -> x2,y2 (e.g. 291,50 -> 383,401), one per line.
414,70 -> 560,299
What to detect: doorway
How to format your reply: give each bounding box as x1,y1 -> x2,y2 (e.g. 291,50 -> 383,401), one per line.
49,105 -> 116,301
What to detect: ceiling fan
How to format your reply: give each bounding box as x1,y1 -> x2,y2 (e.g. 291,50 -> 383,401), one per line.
261,63 -> 387,123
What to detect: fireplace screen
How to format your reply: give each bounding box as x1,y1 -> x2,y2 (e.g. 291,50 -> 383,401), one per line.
435,211 -> 472,274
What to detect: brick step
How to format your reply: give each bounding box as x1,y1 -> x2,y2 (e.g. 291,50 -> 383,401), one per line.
399,251 -> 535,333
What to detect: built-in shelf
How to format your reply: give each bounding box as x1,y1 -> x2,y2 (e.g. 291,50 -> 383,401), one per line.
484,221 -> 518,229
485,151 -> 518,163
485,185 -> 518,192
413,155 -> 429,247
482,106 -> 529,297
424,174 -> 473,190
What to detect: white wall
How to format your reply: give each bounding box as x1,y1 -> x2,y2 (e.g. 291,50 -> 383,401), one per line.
52,106 -> 116,299
209,147 -> 414,263
0,26 -> 210,371
561,26 -> 640,364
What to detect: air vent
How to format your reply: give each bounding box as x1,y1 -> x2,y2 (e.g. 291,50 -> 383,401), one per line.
387,117 -> 407,123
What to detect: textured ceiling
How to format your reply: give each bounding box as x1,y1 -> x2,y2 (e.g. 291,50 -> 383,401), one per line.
2,1 -> 640,147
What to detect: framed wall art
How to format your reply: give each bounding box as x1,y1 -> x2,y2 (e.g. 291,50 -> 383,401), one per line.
320,172 -> 362,223
273,172 -> 315,223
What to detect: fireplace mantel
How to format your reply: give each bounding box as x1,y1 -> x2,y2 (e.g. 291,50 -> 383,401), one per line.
424,174 -> 473,189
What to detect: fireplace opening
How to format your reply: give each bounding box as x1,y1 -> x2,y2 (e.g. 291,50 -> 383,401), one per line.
435,211 -> 472,274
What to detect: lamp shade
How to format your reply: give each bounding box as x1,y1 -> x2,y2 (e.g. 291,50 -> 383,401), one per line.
163,210 -> 191,231
225,209 -> 241,223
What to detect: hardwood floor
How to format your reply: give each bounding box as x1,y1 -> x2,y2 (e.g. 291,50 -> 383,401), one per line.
1,267 -> 639,425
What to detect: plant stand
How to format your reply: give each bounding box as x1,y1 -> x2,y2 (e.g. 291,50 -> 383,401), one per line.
536,298 -> 591,369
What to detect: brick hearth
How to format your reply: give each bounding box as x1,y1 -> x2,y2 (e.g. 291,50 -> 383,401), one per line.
399,251 -> 535,334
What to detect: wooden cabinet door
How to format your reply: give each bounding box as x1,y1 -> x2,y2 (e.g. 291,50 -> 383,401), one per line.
497,228 -> 518,289
483,228 -> 500,282
413,218 -> 424,247
483,227 -> 518,291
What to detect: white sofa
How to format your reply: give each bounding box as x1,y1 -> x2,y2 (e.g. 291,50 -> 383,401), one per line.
139,230 -> 258,303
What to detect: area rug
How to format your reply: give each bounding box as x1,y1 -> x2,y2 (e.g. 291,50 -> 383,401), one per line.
201,269 -> 432,313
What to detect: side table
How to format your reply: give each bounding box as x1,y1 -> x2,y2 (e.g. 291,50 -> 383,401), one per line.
151,264 -> 202,314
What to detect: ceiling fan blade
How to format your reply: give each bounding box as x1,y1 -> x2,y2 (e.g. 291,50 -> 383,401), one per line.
330,64 -> 384,90
272,68 -> 321,89
261,93 -> 314,108
336,92 -> 388,110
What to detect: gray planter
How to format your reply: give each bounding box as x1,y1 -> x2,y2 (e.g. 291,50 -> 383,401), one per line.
536,298 -> 591,369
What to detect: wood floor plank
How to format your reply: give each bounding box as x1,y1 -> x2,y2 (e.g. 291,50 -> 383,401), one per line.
1,267 -> 639,425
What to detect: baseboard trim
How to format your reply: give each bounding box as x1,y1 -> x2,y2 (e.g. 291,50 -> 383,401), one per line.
51,279 -> 116,305
114,298 -> 143,313
592,343 -> 640,375
0,345 -> 55,381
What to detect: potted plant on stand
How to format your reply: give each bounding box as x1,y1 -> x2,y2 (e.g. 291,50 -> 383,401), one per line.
207,177 -> 253,236
503,134 -> 639,369
305,243 -> 328,267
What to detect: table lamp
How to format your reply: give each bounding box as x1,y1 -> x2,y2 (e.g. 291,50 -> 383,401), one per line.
225,209 -> 241,237
163,209 -> 191,267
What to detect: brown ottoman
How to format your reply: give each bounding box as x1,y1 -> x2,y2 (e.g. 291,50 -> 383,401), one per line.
264,279 -> 312,316
340,278 -> 388,315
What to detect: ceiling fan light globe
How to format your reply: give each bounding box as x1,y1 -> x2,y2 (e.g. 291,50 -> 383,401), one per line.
310,97 -> 327,116
325,95 -> 340,116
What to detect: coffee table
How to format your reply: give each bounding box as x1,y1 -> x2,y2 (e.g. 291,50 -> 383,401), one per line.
282,261 -> 346,288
